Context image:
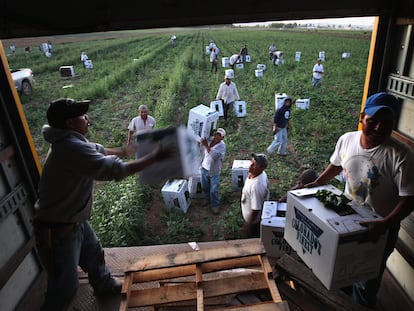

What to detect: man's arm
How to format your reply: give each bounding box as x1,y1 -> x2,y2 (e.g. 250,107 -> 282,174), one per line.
361,196 -> 414,240
306,163 -> 342,187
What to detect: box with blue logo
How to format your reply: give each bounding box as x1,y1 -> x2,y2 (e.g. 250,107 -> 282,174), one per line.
284,185 -> 388,289
260,201 -> 296,258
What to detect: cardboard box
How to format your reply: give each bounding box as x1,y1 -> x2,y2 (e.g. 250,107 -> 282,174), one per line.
187,104 -> 219,140
59,65 -> 75,77
161,179 -> 191,213
260,201 -> 296,258
234,100 -> 246,118
284,185 -> 388,289
210,100 -> 224,117
135,126 -> 200,184
231,160 -> 250,190
275,93 -> 288,111
188,175 -> 204,199
257,64 -> 266,70
296,98 -> 310,110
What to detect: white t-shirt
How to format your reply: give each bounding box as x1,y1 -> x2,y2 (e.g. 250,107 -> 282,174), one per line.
330,131 -> 414,216
128,115 -> 156,132
241,171 -> 269,224
313,63 -> 324,79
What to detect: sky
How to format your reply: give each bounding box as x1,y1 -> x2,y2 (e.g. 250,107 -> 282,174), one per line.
234,16 -> 376,28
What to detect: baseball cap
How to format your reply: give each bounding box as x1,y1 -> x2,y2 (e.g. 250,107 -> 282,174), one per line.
364,92 -> 398,117
215,128 -> 226,137
47,98 -> 90,128
251,153 -> 268,169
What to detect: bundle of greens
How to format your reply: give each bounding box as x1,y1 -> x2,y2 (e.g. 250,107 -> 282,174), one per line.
314,189 -> 354,216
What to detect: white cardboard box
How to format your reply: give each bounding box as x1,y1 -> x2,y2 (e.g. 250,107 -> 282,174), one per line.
231,160 -> 250,190
187,104 -> 219,140
296,98 -> 310,110
260,201 -> 296,258
275,92 -> 288,111
284,185 -> 388,289
161,179 -> 191,213
210,100 -> 224,117
234,100 -> 246,118
188,175 -> 204,199
135,126 -> 200,184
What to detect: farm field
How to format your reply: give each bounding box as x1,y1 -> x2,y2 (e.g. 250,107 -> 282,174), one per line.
3,26 -> 371,246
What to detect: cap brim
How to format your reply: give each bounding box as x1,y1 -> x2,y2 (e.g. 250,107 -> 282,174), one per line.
364,105 -> 393,116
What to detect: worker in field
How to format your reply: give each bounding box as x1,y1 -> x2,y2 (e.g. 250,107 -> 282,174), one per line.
127,104 -> 156,145
215,73 -> 240,121
210,47 -> 218,73
229,53 -> 241,69
306,92 -> 414,308
241,153 -> 270,237
34,98 -> 171,311
239,44 -> 248,63
312,58 -> 324,87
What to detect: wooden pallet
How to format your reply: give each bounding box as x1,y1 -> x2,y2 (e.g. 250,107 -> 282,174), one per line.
119,239 -> 289,311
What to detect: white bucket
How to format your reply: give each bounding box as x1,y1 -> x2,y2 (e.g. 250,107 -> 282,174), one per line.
342,52 -> 351,58
255,69 -> 263,77
222,57 -> 229,68
225,69 -> 234,79
205,46 -> 211,55
257,64 -> 266,70
236,63 -> 244,69
295,51 -> 301,62
245,55 -> 251,62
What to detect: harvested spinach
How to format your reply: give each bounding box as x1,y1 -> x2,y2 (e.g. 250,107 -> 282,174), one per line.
314,189 -> 355,216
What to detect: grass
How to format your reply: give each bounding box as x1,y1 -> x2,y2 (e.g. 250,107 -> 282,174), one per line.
4,26 -> 370,246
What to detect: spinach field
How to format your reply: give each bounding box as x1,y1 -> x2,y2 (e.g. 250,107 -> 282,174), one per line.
5,27 -> 371,246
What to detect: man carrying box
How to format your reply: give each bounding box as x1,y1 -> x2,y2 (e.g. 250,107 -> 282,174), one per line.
307,92 -> 414,308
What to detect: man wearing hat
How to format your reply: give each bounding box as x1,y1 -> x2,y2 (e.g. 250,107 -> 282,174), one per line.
35,98 -> 170,310
200,128 -> 226,214
241,153 -> 270,238
307,92 -> 414,308
216,74 -> 240,121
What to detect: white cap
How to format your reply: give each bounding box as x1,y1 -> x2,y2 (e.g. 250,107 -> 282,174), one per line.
215,128 -> 226,137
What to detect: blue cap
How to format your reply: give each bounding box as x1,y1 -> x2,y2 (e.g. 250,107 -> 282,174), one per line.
364,92 -> 398,117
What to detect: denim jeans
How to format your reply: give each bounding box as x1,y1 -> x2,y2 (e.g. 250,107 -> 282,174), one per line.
38,221 -> 114,310
350,227 -> 400,308
201,168 -> 220,209
267,127 -> 287,155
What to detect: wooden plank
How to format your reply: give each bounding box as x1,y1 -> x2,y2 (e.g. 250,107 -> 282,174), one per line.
133,256 -> 261,282
196,264 -> 204,311
119,273 -> 134,311
126,239 -> 265,272
211,301 -> 290,311
276,254 -> 371,311
259,255 -> 282,303
127,272 -> 268,307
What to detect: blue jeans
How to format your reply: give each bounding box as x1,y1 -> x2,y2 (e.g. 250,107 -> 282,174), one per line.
312,77 -> 322,87
350,227 -> 400,308
267,127 -> 288,155
201,168 -> 220,209
38,221 -> 114,310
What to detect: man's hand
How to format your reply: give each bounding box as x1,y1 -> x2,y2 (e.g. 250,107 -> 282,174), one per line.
359,219 -> 388,242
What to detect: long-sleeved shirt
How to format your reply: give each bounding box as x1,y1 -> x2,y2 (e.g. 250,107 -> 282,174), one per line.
216,81 -> 240,104
36,125 -> 130,223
